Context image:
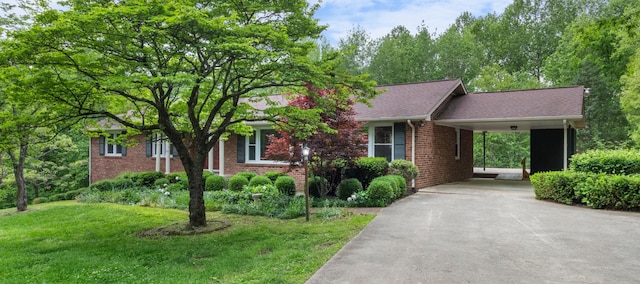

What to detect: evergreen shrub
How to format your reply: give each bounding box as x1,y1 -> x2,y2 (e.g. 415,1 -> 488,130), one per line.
228,175 -> 250,192
205,175 -> 226,191
275,176 -> 297,196
337,178 -> 363,200
249,176 -> 273,187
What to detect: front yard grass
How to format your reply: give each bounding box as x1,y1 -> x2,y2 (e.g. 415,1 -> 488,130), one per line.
0,201 -> 374,283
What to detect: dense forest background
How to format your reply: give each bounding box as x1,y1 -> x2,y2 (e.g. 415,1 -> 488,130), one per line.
1,0 -> 640,207
327,0 -> 640,167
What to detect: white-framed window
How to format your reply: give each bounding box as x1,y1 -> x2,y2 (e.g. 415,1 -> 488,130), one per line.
245,128 -> 278,163
104,133 -> 124,157
368,124 -> 393,162
455,128 -> 461,160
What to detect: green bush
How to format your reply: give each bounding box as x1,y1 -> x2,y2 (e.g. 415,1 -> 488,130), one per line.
275,176 -> 297,196
386,175 -> 407,198
576,174 -> 640,210
89,178 -> 135,192
205,175 -> 226,191
166,172 -> 187,184
154,178 -> 170,187
236,171 -> 258,181
570,149 -> 640,175
127,171 -> 165,187
531,171 -> 589,205
33,197 -> 48,204
336,178 -> 363,200
228,175 -> 250,192
388,160 -> 419,187
367,178 -> 394,206
264,171 -> 287,183
309,176 -> 328,198
249,176 -> 273,187
345,157 -> 389,188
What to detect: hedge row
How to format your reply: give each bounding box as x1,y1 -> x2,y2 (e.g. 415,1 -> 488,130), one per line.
531,171 -> 640,210
569,149 -> 640,175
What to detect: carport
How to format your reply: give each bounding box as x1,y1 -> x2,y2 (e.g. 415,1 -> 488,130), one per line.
434,86 -> 585,173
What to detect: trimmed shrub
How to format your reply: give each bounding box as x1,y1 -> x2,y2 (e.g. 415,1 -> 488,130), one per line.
205,175 -> 226,191
366,178 -> 394,206
154,178 -> 170,187
389,160 -> 419,187
336,178 -> 363,200
236,171 -> 258,181
531,171 -> 587,205
166,172 -> 187,184
264,171 -> 287,183
33,197 -> 48,204
228,175 -> 250,192
202,171 -> 214,180
309,176 -> 329,198
345,157 -> 389,188
275,176 -> 297,196
570,149 -> 640,175
249,176 -> 273,187
386,175 -> 407,198
90,178 -> 135,192
131,171 -> 165,187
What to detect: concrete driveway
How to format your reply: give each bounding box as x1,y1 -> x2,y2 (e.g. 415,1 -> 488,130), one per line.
307,179 -> 640,284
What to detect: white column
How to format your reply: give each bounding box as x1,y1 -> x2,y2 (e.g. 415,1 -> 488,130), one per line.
218,140 -> 225,176
155,134 -> 161,172
208,143 -> 214,173
563,119 -> 568,171
165,139 -> 171,174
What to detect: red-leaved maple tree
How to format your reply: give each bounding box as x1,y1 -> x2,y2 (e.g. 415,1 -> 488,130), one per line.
265,84 -> 368,196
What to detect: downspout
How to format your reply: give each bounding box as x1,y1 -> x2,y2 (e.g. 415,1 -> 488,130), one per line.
563,119 -> 568,170
407,120 -> 416,192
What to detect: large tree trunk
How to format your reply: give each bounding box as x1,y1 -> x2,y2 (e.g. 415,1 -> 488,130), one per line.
9,143 -> 29,212
185,164 -> 206,228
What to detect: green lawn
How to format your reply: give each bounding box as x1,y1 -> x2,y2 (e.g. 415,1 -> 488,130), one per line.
0,201 -> 374,283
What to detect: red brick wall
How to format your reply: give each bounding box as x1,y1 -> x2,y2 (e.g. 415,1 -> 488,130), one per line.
405,121 -> 473,189
90,135 -> 221,183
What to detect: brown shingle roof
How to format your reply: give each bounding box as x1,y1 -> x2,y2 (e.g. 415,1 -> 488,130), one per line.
436,86 -> 584,120
354,79 -> 466,121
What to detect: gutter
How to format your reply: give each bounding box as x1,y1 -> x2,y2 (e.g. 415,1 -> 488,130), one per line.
407,120 -> 416,192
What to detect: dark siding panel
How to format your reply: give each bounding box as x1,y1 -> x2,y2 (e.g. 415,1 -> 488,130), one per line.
98,136 -> 105,156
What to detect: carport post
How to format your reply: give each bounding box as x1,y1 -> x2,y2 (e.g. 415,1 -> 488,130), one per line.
563,119 -> 568,170
482,131 -> 487,171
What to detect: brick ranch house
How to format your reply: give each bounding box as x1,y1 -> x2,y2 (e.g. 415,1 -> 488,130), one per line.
89,79 -> 585,190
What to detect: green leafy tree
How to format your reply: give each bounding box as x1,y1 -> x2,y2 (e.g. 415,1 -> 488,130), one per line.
544,0 -> 636,150
2,0 -> 375,226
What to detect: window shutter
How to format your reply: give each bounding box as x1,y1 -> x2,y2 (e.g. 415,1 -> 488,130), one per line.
146,136 -> 152,157
393,122 -> 405,160
237,135 -> 246,163
98,136 -> 105,156
171,145 -> 179,157
122,145 -> 127,156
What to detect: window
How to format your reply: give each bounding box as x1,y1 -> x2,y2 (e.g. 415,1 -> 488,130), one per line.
369,125 -> 393,162
101,132 -> 124,157
455,128 -> 461,160
246,128 -> 278,162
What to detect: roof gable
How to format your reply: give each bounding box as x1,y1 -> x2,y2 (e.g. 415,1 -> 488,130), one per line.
353,79 -> 466,121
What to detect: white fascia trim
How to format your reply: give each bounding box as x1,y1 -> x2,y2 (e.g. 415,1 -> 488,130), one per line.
435,115 -> 584,124
357,116 -> 427,122
425,79 -> 465,121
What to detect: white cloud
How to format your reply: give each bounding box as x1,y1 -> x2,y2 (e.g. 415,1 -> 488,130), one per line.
314,0 -> 513,45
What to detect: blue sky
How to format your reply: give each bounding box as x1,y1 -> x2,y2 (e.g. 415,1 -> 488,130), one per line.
312,0 -> 513,45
